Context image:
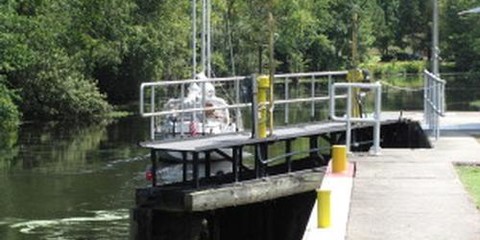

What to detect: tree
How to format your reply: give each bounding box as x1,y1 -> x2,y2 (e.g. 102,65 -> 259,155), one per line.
0,1 -> 112,122
441,0 -> 480,71
374,0 -> 400,56
0,76 -> 20,148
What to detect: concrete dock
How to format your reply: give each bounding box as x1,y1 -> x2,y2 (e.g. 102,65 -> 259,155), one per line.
348,111 -> 480,240
303,111 -> 480,240
348,137 -> 480,239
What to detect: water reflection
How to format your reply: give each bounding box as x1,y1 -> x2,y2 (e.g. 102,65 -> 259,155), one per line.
0,116 -> 150,240
0,128 -> 19,170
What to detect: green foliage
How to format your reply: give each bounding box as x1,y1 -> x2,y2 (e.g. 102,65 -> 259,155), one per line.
362,60 -> 427,77
0,0 -> 112,122
1,0 -> 480,124
456,165 -> 480,208
0,77 -> 20,148
470,100 -> 480,110
441,0 -> 480,72
20,51 -> 112,122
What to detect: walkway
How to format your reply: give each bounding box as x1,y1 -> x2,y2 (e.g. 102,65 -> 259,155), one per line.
347,111 -> 480,240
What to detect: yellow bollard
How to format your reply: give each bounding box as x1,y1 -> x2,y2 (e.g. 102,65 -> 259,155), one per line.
332,145 -> 347,173
317,189 -> 331,228
257,75 -> 270,138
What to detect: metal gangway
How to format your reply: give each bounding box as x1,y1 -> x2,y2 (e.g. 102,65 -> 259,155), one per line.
140,70 -> 386,155
140,69 -> 447,153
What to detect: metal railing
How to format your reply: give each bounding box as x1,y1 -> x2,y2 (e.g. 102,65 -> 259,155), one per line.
140,71 -> 349,140
273,71 -> 348,124
329,81 -> 382,155
423,70 -> 446,140
140,76 -> 246,139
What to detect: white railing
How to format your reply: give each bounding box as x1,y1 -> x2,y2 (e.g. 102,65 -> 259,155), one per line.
140,71 -> 349,140
423,70 -> 446,140
140,76 -> 246,139
273,71 -> 348,123
329,82 -> 382,155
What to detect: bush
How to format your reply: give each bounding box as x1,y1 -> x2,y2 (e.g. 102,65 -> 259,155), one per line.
0,77 -> 20,148
19,51 -> 112,122
361,60 -> 427,78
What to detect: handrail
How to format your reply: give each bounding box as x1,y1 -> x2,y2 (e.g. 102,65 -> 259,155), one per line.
423,70 -> 446,140
329,81 -> 382,155
139,71 -> 349,140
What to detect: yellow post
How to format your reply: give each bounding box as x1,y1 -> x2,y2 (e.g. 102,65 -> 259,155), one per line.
257,75 -> 270,138
332,145 -> 347,173
317,189 -> 331,228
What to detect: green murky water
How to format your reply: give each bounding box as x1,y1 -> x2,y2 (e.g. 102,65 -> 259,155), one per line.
0,117 -> 150,240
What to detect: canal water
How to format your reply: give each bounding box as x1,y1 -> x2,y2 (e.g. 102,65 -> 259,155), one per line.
0,117 -> 150,240
0,73 -> 479,240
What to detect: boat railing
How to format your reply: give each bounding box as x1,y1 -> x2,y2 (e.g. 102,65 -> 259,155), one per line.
423,70 -> 446,140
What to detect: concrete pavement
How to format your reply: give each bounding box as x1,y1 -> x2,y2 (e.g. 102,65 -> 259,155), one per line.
347,133 -> 480,240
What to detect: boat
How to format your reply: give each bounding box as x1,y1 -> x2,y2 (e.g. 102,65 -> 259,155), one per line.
156,72 -> 241,140
154,73 -> 244,162
141,0 -> 246,163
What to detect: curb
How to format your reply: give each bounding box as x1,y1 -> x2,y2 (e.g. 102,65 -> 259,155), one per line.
302,161 -> 355,240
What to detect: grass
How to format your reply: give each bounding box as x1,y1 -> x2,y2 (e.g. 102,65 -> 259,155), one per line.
455,165 -> 480,209
470,100 -> 480,110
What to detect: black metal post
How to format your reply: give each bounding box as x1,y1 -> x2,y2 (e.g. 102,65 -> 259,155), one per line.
255,144 -> 261,178
205,151 -> 211,178
309,136 -> 318,160
233,147 -> 239,182
151,149 -> 157,187
285,139 -> 292,172
260,142 -> 268,177
193,152 -> 200,188
238,146 -> 243,179
182,152 -> 188,182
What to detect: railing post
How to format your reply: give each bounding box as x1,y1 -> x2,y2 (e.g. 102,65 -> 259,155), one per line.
150,86 -> 156,140
311,75 -> 315,120
423,70 -> 446,140
251,74 -> 259,138
285,77 -> 290,124
330,82 -> 382,155
423,71 -> 428,128
346,87 -> 352,152
329,81 -> 335,120
180,83 -> 186,136
372,82 -> 382,155
235,77 -> 241,132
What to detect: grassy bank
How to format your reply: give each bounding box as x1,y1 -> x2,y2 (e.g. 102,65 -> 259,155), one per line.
455,165 -> 480,209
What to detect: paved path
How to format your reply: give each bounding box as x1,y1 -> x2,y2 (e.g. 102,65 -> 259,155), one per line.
347,132 -> 480,239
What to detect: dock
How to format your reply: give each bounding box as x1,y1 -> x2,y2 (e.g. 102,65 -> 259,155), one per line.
136,119 -> 426,210
302,111 -> 480,240
132,118 -> 432,240
131,70 -> 474,240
